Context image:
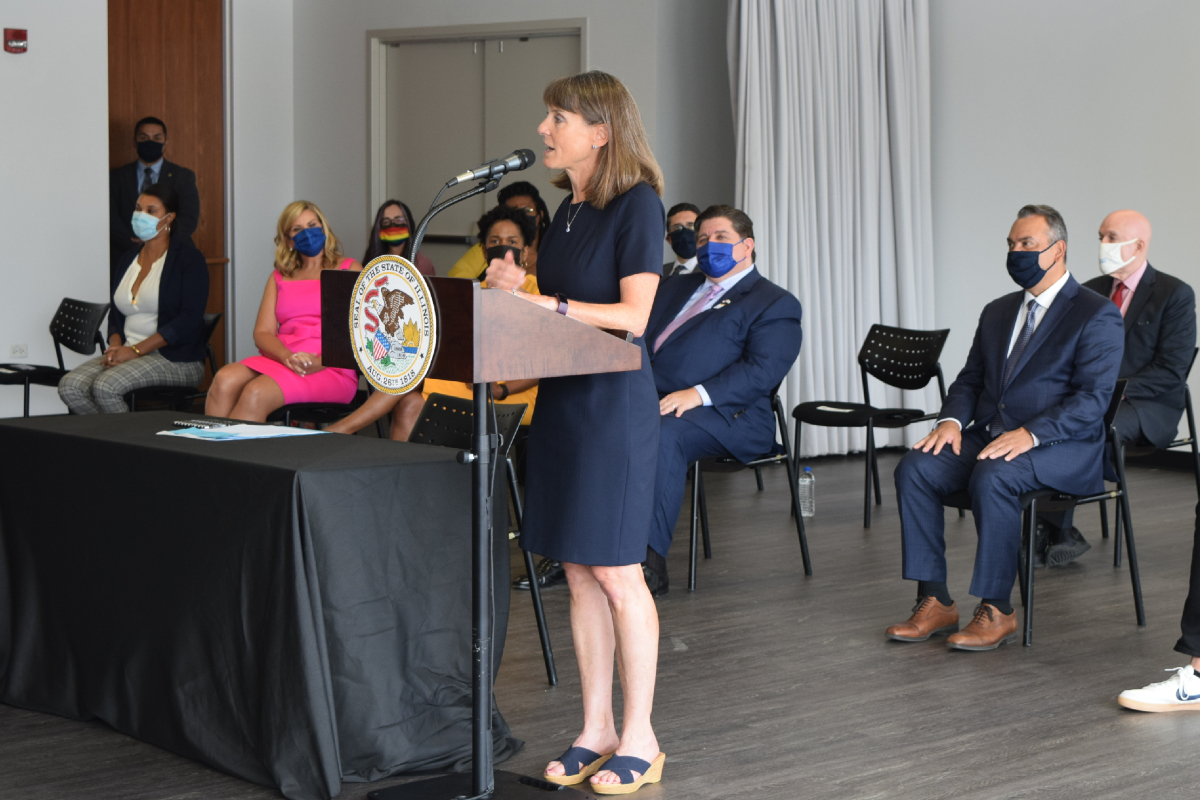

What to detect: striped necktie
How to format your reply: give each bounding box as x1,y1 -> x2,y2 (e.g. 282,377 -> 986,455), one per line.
989,298 -> 1039,437
653,284 -> 722,353
141,167 -> 154,193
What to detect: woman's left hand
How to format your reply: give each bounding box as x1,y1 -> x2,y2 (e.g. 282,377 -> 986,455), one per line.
484,251 -> 526,292
659,388 -> 703,417
286,352 -> 323,376
104,346 -> 140,369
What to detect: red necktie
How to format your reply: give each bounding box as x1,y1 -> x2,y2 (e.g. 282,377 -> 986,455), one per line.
1111,281 -> 1128,315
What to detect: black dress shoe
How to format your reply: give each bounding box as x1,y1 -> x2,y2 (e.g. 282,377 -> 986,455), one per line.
642,547 -> 669,597
1046,526 -> 1090,568
513,558 -> 565,590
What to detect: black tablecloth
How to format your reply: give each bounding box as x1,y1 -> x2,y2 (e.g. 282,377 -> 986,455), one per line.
0,412 -> 519,800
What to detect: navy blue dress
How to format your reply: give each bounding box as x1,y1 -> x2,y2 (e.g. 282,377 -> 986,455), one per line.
520,182 -> 665,566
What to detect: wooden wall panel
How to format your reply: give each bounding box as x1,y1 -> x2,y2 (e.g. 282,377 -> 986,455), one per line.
108,0 -> 225,377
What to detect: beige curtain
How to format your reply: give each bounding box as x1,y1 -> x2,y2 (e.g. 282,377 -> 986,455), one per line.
728,0 -> 936,456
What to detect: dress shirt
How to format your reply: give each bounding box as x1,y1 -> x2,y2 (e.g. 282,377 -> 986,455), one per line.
943,270 -> 1073,446
1109,261 -> 1148,316
670,266 -> 757,406
673,256 -> 698,275
138,158 -> 163,186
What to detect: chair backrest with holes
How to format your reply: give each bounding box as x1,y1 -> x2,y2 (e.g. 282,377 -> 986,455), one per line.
408,392 -> 528,459
49,298 -> 110,370
857,325 -> 950,405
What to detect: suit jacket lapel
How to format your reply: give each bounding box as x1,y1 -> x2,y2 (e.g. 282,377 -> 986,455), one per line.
647,272 -> 704,344
666,269 -> 762,345
1123,263 -> 1156,332
1006,276 -> 1079,387
993,292 -> 1024,384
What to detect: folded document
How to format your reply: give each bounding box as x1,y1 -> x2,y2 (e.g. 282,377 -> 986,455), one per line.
157,424 -> 328,441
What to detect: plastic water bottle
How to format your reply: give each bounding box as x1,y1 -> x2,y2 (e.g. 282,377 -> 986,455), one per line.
798,467 -> 815,517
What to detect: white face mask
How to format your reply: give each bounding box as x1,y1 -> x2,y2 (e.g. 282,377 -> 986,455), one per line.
1099,238 -> 1139,275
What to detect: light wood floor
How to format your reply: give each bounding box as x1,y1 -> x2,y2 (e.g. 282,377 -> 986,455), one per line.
3,451 -> 1198,799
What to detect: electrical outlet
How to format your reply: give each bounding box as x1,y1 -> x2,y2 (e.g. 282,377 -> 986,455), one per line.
9,344 -> 27,358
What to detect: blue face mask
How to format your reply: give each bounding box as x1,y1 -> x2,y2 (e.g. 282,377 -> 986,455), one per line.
697,239 -> 746,279
1005,243 -> 1059,290
293,226 -> 326,258
131,210 -> 165,241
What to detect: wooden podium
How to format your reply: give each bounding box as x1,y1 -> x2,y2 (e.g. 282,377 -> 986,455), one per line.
322,271 -> 641,799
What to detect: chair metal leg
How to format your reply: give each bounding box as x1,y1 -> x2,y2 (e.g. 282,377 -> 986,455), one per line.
375,418 -> 386,439
781,437 -> 812,576
23,379 -> 31,417
754,466 -> 764,491
698,470 -> 712,559
508,459 -> 556,686
1099,498 -> 1109,539
871,438 -> 882,505
863,420 -> 875,528
958,508 -> 966,518
688,462 -> 701,592
1112,445 -> 1146,626
1114,496 -> 1124,568
1023,499 -> 1037,646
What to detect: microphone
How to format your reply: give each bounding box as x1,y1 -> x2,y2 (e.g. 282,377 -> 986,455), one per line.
449,149 -> 536,186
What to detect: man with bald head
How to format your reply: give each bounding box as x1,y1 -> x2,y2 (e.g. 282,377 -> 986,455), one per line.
1037,210 -> 1196,567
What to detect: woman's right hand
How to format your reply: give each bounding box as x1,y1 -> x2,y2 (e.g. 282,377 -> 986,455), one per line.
484,250 -> 526,292
285,351 -> 321,376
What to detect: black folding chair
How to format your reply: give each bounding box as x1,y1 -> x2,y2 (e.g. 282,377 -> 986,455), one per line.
687,387 -> 811,591
792,324 -> 950,527
408,392 -> 557,686
939,379 -> 1143,646
1121,347 -> 1200,500
127,312 -> 223,412
0,298 -> 109,416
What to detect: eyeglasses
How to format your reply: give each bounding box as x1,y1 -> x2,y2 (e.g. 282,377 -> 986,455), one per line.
380,217 -> 409,228
668,221 -> 695,232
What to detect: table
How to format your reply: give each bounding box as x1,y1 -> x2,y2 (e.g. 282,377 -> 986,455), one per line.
0,412 -> 519,800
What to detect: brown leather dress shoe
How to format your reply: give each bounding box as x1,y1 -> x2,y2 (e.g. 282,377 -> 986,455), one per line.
885,597 -> 959,642
946,603 -> 1018,651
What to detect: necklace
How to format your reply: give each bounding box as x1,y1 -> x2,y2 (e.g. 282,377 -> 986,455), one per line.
566,201 -> 585,232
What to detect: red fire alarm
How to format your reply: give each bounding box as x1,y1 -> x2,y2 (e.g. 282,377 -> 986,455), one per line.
5,29 -> 28,54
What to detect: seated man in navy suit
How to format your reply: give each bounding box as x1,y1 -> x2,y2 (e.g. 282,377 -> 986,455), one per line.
887,205 -> 1124,650
1037,209 -> 1196,567
641,205 -> 803,594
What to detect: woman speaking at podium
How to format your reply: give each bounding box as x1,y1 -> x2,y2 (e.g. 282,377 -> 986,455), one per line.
486,71 -> 667,795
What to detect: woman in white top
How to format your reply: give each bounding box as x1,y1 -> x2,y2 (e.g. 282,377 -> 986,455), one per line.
58,184 -> 210,413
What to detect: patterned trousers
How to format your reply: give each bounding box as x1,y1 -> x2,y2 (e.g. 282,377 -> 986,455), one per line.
58,352 -> 204,414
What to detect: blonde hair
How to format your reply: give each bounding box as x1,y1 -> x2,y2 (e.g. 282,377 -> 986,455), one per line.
543,71 -> 664,209
273,200 -> 344,277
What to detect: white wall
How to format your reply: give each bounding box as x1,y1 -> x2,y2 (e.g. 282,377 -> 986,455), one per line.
0,0 -> 110,416
930,0 -> 1200,432
229,0 -> 295,360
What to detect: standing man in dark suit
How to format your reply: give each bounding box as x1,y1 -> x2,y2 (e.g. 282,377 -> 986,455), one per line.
641,205 -> 803,594
887,205 -> 1124,650
1038,209 -> 1197,566
662,202 -> 700,278
110,116 -> 201,271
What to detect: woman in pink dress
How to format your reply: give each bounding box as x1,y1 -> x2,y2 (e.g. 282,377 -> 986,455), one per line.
206,200 -> 362,421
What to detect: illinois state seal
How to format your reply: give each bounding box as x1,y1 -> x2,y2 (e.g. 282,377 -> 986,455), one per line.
350,256 -> 437,394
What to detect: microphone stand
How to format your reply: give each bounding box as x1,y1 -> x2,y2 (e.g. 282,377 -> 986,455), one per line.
371,177 -> 569,800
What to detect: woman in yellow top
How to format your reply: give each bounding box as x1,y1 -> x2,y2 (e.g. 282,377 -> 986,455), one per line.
448,180 -> 551,282
327,203 -> 541,439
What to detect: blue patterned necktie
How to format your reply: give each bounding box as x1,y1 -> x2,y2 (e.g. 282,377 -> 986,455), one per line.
989,298 -> 1039,437
141,167 -> 154,193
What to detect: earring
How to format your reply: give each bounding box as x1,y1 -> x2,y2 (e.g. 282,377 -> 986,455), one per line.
592,145 -> 597,149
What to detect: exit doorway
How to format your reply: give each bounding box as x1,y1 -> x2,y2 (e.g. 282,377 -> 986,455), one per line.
368,23 -> 584,272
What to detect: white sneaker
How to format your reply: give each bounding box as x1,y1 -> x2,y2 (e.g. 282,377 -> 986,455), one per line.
1118,666 -> 1200,713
